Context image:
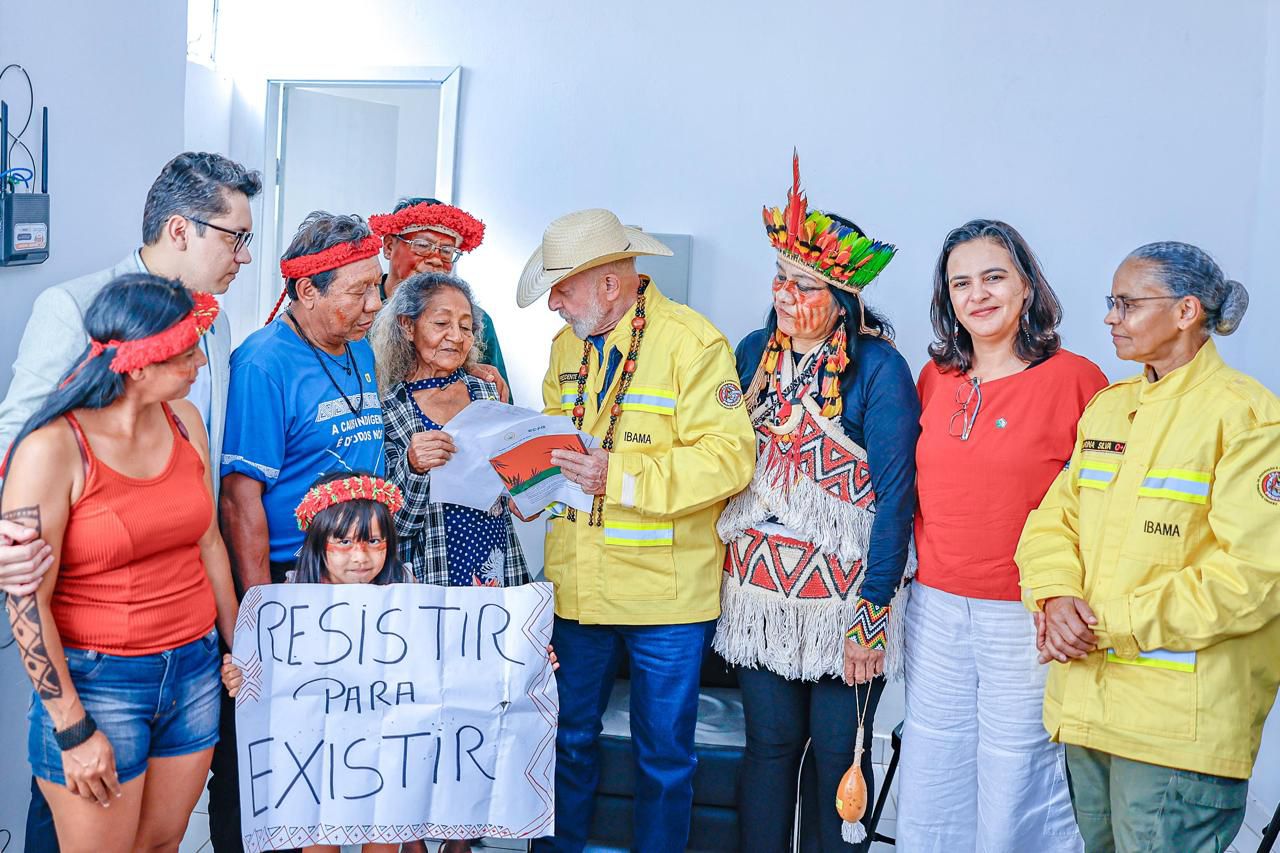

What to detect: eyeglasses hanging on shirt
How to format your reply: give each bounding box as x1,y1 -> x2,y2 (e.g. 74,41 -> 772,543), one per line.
949,376 -> 982,441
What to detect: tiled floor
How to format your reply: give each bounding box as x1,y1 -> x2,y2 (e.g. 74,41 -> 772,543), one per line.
177,761 -> 902,852
178,754 -> 1268,852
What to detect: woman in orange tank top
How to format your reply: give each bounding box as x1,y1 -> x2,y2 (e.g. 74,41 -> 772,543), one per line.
1,274 -> 238,853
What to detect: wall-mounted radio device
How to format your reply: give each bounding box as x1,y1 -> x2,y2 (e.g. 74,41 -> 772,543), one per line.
0,97 -> 50,267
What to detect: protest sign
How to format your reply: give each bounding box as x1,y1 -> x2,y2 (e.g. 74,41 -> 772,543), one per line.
232,582 -> 557,852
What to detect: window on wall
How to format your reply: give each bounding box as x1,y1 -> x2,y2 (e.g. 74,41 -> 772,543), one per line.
187,0 -> 219,66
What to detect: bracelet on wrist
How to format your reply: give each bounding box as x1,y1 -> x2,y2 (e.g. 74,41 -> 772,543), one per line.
54,711 -> 97,751
846,598 -> 891,651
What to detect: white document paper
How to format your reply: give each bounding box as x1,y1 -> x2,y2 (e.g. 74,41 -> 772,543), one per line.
429,400 -> 595,515
233,582 -> 558,851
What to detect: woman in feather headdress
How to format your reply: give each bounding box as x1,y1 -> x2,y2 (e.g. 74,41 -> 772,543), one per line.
713,153 -> 919,851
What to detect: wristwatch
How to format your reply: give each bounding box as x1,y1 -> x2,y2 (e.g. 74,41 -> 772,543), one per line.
54,712 -> 97,751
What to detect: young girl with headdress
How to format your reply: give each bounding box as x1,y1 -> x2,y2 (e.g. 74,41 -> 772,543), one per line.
220,470 -> 408,853
222,470 -> 555,853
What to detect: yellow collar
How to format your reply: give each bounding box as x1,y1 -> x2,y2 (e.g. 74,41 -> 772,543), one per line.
1137,338 -> 1225,403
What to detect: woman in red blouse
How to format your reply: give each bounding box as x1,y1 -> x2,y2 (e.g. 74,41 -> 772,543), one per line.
897,220 -> 1106,851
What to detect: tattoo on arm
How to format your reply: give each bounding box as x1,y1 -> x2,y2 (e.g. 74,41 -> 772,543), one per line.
6,594 -> 62,699
2,505 -> 42,536
1,506 -> 58,699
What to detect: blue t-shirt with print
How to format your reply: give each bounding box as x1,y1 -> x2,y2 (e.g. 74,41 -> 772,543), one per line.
221,321 -> 384,562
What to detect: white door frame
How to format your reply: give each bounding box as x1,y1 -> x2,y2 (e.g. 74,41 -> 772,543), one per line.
228,65 -> 461,339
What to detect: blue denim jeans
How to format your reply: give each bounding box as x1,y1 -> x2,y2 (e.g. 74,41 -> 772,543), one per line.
28,629 -> 222,784
532,617 -> 715,853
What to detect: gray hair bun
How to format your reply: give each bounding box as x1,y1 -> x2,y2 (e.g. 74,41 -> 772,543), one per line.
1216,279 -> 1249,335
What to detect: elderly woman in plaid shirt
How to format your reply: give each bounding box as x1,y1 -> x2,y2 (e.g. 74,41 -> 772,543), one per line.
371,270 -> 531,589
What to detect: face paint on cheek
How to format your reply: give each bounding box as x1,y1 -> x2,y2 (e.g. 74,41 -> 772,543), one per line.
791,289 -> 836,337
325,540 -> 388,555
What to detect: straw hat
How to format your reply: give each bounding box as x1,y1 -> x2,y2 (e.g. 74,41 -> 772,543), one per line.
517,208 -> 673,308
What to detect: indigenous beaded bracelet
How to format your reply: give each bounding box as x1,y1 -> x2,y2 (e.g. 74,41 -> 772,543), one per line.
846,598 -> 891,651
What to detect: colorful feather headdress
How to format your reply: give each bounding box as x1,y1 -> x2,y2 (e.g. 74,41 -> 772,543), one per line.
762,151 -> 896,293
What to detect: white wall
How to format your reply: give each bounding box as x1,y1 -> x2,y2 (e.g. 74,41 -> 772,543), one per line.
316,85 -> 440,201
210,0 -> 1278,402
0,0 -> 188,840
208,0 -> 1280,822
1,0 -> 1276,837
185,60 -> 233,155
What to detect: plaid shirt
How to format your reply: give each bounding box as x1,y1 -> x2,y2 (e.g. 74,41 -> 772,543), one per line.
382,376 -> 531,587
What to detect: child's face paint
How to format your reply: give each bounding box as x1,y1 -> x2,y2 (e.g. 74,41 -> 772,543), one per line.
324,518 -> 389,584
772,258 -> 841,342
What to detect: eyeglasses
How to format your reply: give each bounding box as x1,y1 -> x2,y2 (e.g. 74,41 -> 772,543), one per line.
188,216 -> 254,255
1105,294 -> 1180,320
394,234 -> 463,263
949,377 -> 982,441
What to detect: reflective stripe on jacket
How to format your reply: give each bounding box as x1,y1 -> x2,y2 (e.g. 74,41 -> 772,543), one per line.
540,281 -> 755,625
1016,340 -> 1280,778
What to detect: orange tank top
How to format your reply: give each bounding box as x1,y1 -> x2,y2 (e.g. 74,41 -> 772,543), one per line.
53,403 -> 217,655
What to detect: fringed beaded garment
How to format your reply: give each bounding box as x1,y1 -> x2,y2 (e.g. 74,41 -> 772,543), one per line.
714,334 -> 915,681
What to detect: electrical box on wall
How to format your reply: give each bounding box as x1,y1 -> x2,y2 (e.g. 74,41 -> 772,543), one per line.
0,97 -> 50,267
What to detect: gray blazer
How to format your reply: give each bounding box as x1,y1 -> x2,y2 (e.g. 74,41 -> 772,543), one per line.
0,253 -> 230,498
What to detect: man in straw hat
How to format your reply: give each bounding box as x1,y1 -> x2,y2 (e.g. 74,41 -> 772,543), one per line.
518,208 -> 755,852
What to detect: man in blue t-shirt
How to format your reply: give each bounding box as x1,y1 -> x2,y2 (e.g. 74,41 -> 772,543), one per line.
220,211 -> 386,586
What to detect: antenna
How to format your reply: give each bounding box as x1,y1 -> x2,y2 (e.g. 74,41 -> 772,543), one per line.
40,106 -> 48,193
1,100 -> 9,185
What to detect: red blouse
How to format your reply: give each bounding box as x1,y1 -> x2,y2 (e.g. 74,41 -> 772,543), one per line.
53,404 -> 217,655
914,350 -> 1107,600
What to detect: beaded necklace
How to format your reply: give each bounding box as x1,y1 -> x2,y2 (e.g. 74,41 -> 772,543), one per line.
567,280 -> 649,526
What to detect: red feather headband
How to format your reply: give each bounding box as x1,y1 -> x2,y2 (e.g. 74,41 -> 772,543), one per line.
87,291 -> 220,373
368,202 -> 485,253
279,235 -> 383,280
294,474 -> 404,531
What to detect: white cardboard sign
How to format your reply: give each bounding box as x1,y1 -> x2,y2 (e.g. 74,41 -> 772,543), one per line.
232,582 -> 557,851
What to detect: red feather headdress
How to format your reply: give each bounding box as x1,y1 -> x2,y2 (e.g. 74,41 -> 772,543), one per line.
368,202 -> 485,253
279,235 -> 383,280
266,235 -> 384,324
87,291 -> 220,374
294,474 -> 404,531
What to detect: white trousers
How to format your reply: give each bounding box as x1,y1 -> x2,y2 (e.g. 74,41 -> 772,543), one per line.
896,583 -> 1082,853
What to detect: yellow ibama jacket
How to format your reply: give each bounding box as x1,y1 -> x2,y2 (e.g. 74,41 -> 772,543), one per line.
1016,340 -> 1280,779
540,281 -> 755,625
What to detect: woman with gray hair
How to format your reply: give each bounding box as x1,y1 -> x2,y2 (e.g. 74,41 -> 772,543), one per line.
373,271 -> 531,853
372,271 -> 530,590
1017,242 -> 1280,852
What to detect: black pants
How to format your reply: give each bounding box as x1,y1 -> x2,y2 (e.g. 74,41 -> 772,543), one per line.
209,559 -> 296,853
207,687 -> 242,853
25,776 -> 57,853
736,667 -> 885,853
